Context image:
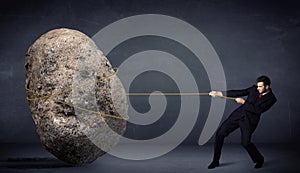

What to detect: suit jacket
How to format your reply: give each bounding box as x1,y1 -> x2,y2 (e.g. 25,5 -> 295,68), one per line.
222,85 -> 277,130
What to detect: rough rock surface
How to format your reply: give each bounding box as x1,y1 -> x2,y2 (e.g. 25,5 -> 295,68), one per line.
25,28 -> 128,165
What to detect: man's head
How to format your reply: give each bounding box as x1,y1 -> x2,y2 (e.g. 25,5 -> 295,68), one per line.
256,75 -> 271,93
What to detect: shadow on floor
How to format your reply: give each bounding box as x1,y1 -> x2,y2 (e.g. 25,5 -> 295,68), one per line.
0,157 -> 76,169
220,161 -> 235,167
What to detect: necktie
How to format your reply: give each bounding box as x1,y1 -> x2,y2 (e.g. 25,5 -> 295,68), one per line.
258,93 -> 262,99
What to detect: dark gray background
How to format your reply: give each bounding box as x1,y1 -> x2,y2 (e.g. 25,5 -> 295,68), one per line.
0,0 -> 299,144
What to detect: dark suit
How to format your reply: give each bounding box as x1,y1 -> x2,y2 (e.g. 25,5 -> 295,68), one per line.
212,85 -> 277,163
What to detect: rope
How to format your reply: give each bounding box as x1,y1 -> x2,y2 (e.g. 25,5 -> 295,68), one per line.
26,68 -> 236,121
126,92 -> 236,100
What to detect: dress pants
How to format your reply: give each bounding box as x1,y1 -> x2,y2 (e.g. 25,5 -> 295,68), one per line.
212,113 -> 263,163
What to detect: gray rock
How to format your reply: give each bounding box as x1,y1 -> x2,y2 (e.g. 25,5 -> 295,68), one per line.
25,28 -> 128,165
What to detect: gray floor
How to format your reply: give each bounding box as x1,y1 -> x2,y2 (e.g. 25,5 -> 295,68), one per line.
0,143 -> 299,173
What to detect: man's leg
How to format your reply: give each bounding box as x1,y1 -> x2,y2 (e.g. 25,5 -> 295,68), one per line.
239,119 -> 264,168
208,117 -> 239,169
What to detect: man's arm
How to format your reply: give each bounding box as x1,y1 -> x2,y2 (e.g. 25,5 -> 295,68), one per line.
223,85 -> 256,97
209,85 -> 255,98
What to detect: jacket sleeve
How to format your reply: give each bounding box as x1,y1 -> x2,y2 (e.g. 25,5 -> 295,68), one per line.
243,96 -> 277,114
222,85 -> 255,97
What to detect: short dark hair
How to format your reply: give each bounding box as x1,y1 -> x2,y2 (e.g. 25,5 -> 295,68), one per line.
257,75 -> 271,86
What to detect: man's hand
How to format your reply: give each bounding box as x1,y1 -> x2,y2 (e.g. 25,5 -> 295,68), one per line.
209,91 -> 223,97
235,98 -> 245,104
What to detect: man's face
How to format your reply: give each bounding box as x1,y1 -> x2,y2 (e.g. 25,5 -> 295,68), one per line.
257,82 -> 268,93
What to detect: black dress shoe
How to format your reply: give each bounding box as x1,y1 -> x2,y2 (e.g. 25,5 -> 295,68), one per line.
254,157 -> 264,169
208,161 -> 220,169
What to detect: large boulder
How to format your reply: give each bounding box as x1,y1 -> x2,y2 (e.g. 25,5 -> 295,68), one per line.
25,28 -> 128,165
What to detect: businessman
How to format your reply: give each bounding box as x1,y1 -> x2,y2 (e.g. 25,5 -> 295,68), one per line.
208,75 -> 277,169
